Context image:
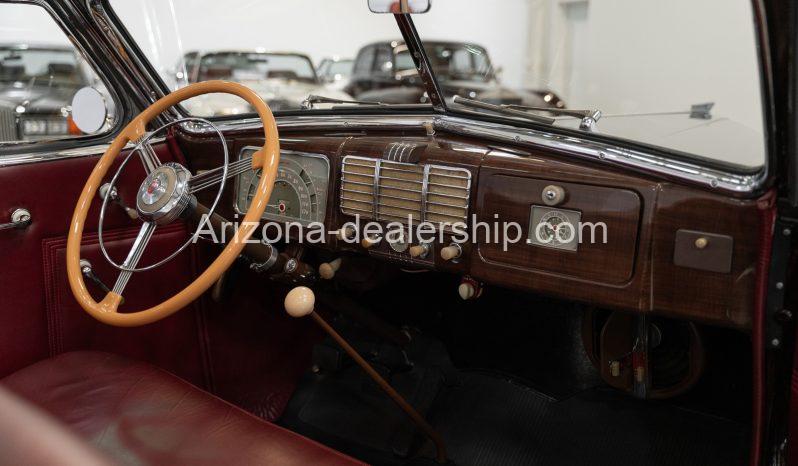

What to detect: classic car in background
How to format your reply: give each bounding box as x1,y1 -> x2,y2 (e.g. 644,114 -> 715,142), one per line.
317,57 -> 354,93
0,44 -> 91,141
345,40 -> 564,107
174,51 -> 353,116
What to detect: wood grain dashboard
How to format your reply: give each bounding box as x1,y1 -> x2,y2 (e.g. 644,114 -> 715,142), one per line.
180,127 -> 763,330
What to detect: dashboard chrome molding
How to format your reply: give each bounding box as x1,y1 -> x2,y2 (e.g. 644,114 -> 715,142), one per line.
1,109 -> 765,197
205,114 -> 767,196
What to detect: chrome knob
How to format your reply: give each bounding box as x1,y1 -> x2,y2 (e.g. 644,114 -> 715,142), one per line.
409,243 -> 430,258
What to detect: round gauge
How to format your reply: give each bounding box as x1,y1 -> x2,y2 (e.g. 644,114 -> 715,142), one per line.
260,164 -> 314,221
236,150 -> 330,225
538,210 -> 576,245
385,229 -> 409,253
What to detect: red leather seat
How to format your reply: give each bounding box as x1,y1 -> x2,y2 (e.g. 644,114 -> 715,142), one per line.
2,351 -> 365,466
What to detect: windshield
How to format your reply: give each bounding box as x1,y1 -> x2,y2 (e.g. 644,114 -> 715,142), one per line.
110,0 -> 764,169
0,47 -> 85,86
424,43 -> 493,83
111,0 -> 406,115
413,0 -> 765,169
320,60 -> 353,78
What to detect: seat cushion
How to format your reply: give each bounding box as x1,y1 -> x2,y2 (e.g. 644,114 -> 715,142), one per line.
2,351 -> 364,466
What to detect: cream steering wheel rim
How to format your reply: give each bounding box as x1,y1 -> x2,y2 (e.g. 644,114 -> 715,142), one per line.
66,80 -> 280,327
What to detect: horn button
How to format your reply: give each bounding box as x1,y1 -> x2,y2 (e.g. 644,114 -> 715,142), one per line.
136,163 -> 194,224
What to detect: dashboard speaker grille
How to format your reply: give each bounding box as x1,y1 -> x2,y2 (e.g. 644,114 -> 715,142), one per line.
341,156 -> 471,229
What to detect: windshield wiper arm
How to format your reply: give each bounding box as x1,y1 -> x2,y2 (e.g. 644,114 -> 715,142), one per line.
504,104 -> 602,131
452,95 -> 555,125
301,95 -> 386,110
453,95 -> 603,130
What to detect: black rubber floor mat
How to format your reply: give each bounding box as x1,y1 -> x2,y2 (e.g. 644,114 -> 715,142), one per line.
429,371 -> 749,466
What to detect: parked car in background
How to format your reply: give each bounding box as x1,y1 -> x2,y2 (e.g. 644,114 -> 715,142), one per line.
0,44 -> 92,141
317,57 -> 354,93
174,51 -> 353,116
345,40 -> 563,108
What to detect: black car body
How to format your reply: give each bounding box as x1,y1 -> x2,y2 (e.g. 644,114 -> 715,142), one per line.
345,40 -> 564,108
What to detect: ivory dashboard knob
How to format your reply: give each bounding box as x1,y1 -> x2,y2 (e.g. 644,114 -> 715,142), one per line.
458,282 -> 475,300
458,276 -> 482,300
440,243 -> 462,261
361,235 -> 382,249
337,225 -> 356,241
409,243 -> 430,258
319,258 -> 342,280
284,286 -> 315,318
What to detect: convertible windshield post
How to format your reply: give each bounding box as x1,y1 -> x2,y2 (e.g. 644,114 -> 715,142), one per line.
392,13 -> 445,113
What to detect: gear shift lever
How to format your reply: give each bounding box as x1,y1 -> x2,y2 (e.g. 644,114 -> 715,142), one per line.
284,286 -> 448,464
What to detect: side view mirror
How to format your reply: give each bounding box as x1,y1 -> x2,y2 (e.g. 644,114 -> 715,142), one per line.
368,0 -> 431,14
70,87 -> 108,135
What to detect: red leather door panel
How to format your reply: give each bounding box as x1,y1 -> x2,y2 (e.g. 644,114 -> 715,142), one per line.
0,141 -> 208,385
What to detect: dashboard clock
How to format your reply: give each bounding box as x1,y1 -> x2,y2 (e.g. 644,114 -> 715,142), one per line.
235,147 -> 330,225
527,206 -> 582,252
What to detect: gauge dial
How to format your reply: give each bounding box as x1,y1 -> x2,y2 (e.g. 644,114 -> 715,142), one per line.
527,206 -> 582,252
236,149 -> 330,225
538,211 -> 576,245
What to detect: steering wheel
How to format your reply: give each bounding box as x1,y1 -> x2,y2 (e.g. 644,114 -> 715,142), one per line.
66,80 -> 279,327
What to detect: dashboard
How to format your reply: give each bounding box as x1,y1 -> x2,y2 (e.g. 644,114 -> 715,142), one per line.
189,129 -> 761,331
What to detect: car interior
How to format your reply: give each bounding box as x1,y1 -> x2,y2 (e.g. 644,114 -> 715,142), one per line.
0,1 -> 796,466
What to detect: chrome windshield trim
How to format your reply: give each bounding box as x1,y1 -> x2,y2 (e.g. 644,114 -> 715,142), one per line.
210,114 -> 433,132
180,113 -> 766,195
432,116 -> 767,196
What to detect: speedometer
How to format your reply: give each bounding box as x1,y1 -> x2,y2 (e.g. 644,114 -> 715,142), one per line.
235,147 -> 330,225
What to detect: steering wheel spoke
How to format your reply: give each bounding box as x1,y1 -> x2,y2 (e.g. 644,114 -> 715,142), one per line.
188,154 -> 253,194
136,135 -> 162,174
111,221 -> 156,295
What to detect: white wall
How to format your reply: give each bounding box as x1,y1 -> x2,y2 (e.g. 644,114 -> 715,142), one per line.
0,4 -> 69,45
525,0 -> 764,134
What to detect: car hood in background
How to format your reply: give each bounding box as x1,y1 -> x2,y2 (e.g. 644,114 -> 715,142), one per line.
0,83 -> 77,113
182,78 -> 353,116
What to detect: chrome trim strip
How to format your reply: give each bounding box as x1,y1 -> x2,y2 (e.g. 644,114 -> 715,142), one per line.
372,159 -> 382,219
0,137 -> 166,167
204,114 -> 766,196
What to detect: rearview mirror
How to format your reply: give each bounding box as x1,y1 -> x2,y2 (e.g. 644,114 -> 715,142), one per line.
368,0 -> 431,14
70,87 -> 108,135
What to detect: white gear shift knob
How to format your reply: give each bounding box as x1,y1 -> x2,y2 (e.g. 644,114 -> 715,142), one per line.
284,286 -> 315,318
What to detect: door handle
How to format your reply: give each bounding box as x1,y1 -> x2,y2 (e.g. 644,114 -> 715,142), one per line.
0,208 -> 31,231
